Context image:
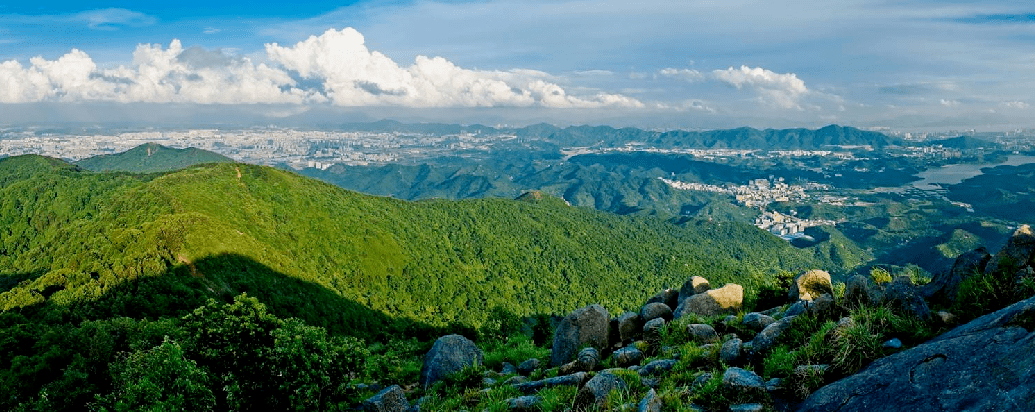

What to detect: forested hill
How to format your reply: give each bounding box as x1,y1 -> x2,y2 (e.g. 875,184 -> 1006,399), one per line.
521,124 -> 901,149
0,155 -> 830,338
76,142 -> 233,173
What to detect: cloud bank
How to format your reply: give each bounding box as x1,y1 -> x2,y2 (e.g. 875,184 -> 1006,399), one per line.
0,27 -> 642,109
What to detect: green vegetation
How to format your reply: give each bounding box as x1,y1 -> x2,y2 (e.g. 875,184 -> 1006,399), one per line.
0,154 -> 840,409
76,143 -> 233,173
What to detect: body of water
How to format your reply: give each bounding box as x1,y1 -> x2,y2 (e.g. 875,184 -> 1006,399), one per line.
911,155 -> 1035,190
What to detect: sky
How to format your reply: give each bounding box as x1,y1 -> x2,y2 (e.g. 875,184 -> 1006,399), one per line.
2,0 -> 1035,130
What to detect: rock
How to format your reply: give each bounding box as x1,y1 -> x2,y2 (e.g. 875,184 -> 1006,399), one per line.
730,404 -> 764,412
500,362 -> 517,375
693,373 -> 712,388
638,359 -> 677,376
723,367 -> 764,391
507,395 -> 542,412
721,337 -> 743,365
882,276 -> 931,321
986,225 -> 1035,274
646,288 -> 681,311
789,269 -> 834,301
675,283 -> 743,318
934,311 -> 956,326
687,323 -> 719,344
844,275 -> 882,306
643,317 -> 666,344
922,247 -> 991,306
751,315 -> 796,355
559,347 -> 600,374
882,338 -> 902,349
362,385 -> 410,412
678,276 -> 711,302
784,300 -> 807,318
765,377 -> 783,392
613,312 -> 643,344
640,302 -> 674,322
611,346 -> 644,367
550,304 -> 610,367
807,294 -> 837,319
420,334 -> 484,389
640,376 -> 660,389
798,294 -> 1035,412
742,312 -> 776,332
483,377 -> 498,387
795,364 -> 829,376
504,376 -> 528,385
638,388 -> 662,412
574,372 -> 627,410
517,358 -> 541,375
514,372 -> 588,394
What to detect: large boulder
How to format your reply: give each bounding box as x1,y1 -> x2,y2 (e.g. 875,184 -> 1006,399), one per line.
751,316 -> 797,356
550,304 -> 611,366
687,323 -> 719,344
639,388 -> 662,412
675,283 -> 743,318
922,247 -> 991,306
646,288 -> 681,311
362,385 -> 410,412
612,312 -> 643,344
611,346 -> 644,367
678,276 -> 712,302
640,302 -> 674,323
723,367 -> 764,391
789,269 -> 833,301
986,224 -> 1035,274
844,275 -> 882,306
742,312 -> 776,332
882,276 -> 931,321
799,294 -> 1035,412
573,372 -> 627,410
420,334 -> 483,389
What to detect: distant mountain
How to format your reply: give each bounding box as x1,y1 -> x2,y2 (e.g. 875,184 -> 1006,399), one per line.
76,143 -> 233,173
924,136 -> 1002,150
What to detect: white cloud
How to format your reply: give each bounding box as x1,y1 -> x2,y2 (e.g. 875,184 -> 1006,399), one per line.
203,27 -> 222,35
0,27 -> 640,108
265,28 -> 641,108
711,65 -> 808,109
75,8 -> 156,30
658,68 -> 704,82
940,98 -> 960,106
1002,100 -> 1029,109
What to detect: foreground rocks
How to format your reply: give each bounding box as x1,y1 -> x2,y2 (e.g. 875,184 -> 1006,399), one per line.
551,304 -> 611,367
420,334 -> 484,389
798,294 -> 1035,411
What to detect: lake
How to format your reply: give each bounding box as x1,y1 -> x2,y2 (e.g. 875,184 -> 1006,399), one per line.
912,155 -> 1035,190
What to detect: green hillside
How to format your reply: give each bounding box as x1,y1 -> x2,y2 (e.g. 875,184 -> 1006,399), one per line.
75,142 -> 233,173
0,155 -> 831,337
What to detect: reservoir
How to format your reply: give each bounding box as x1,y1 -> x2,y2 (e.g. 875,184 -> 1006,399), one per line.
912,155 -> 1035,190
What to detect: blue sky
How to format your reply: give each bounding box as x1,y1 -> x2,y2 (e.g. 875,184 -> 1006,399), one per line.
2,0 -> 1035,130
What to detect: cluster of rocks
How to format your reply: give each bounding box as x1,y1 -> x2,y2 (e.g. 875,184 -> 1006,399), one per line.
362,225 -> 1035,411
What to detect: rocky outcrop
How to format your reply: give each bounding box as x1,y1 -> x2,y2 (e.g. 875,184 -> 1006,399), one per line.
420,334 -> 483,389
986,224 -> 1035,274
646,289 -> 680,311
844,275 -> 882,306
678,276 -> 711,301
640,302 -> 673,322
882,276 -> 931,321
922,247 -> 990,306
788,269 -> 833,302
574,372 -> 627,410
550,304 -> 610,366
362,385 -> 410,412
798,294 -> 1035,412
675,283 -> 743,318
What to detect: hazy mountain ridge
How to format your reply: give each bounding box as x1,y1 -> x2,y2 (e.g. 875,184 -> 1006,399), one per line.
76,142 -> 233,173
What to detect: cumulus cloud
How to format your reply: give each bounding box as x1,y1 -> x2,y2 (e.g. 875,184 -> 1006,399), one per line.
711,65 -> 808,109
0,27 -> 641,109
266,28 -> 641,108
